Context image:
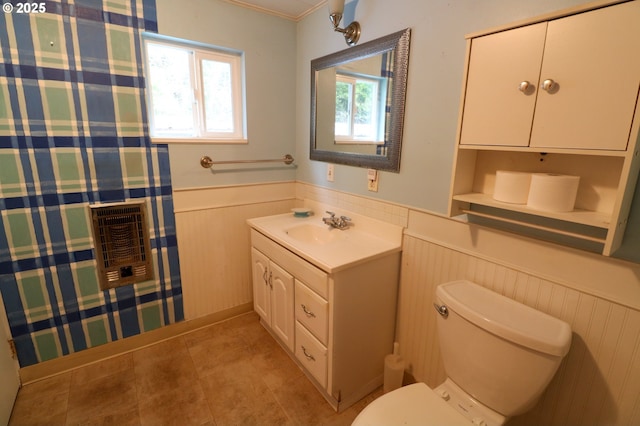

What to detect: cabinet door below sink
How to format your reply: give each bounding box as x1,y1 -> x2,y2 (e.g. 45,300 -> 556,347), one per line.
270,262 -> 294,351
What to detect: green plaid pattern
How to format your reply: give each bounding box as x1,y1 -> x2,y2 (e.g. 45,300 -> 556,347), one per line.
0,0 -> 183,367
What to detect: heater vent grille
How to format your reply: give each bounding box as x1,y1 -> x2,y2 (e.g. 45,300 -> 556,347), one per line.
90,202 -> 154,290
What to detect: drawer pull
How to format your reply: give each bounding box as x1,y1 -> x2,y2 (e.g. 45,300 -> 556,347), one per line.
301,345 -> 316,361
300,304 -> 316,318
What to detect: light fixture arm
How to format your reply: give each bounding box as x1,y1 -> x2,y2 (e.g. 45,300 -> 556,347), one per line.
329,12 -> 361,46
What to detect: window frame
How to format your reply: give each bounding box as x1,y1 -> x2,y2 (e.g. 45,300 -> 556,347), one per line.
142,34 -> 247,144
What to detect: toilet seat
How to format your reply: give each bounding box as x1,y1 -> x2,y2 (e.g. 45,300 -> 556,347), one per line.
352,383 -> 469,426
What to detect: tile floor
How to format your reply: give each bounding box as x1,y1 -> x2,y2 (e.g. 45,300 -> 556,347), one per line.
9,312 -> 381,425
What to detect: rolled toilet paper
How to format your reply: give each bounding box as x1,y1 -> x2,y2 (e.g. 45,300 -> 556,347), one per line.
493,171 -> 532,204
526,173 -> 580,212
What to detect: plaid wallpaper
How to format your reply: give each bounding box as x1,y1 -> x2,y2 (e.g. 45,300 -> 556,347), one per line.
0,0 -> 183,367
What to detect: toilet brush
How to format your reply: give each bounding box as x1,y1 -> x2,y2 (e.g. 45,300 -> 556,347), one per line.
383,342 -> 404,393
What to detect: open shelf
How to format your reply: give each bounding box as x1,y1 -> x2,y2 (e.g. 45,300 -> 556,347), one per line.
453,192 -> 611,229
448,1 -> 640,257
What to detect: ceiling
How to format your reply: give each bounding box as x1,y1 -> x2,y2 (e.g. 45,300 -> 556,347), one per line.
225,0 -> 326,21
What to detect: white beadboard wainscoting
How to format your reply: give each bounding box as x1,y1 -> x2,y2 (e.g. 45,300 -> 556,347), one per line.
172,181 -> 408,320
172,181 -> 640,425
398,209 -> 640,426
173,182 -> 297,319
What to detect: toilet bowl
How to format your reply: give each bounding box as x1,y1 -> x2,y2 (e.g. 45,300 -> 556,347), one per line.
353,380 -> 506,426
353,382 -> 468,426
352,280 -> 572,426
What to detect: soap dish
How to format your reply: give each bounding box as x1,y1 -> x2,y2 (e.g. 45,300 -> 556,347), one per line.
291,208 -> 313,217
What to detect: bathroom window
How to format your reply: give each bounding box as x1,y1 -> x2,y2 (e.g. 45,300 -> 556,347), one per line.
143,35 -> 246,143
334,73 -> 384,144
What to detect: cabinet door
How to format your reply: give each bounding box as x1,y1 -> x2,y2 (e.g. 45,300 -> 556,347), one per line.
531,1 -> 640,150
460,23 -> 547,147
251,248 -> 270,323
270,261 -> 295,351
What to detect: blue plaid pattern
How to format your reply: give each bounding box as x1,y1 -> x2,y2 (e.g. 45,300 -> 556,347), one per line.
0,0 -> 183,367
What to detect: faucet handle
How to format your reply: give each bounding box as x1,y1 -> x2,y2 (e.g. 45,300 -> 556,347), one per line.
325,211 -> 335,217
340,215 -> 351,222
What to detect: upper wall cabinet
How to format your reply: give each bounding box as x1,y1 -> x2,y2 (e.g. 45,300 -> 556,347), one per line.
460,1 -> 640,150
531,3 -> 640,150
450,0 -> 640,257
460,23 -> 546,147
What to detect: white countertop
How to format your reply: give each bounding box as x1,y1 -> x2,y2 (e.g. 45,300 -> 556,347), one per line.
247,207 -> 403,273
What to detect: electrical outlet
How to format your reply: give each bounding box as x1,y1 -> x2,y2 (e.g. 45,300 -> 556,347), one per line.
367,169 -> 379,192
327,164 -> 335,182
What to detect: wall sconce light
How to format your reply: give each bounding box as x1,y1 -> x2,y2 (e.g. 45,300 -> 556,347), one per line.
328,0 -> 361,46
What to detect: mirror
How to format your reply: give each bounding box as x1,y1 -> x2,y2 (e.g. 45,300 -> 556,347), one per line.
310,28 -> 411,172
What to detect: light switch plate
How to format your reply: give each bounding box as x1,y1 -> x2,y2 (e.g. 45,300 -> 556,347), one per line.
367,169 -> 379,192
327,164 -> 335,182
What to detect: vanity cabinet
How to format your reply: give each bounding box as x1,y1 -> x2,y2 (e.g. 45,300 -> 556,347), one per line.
251,248 -> 294,351
249,227 -> 400,412
450,0 -> 640,256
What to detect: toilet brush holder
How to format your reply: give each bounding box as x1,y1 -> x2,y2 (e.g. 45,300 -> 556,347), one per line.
384,342 -> 404,393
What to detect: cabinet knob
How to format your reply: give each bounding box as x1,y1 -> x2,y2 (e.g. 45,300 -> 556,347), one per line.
518,81 -> 531,93
541,79 -> 557,92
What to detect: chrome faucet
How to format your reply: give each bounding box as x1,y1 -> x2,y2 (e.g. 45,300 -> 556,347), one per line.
322,211 -> 352,230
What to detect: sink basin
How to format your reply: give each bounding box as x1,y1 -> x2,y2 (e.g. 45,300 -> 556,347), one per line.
247,206 -> 403,273
285,223 -> 347,245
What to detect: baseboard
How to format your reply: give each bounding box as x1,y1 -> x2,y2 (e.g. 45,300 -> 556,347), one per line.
19,302 -> 254,385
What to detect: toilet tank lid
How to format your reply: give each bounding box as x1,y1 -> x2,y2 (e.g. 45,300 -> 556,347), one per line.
436,280 -> 572,357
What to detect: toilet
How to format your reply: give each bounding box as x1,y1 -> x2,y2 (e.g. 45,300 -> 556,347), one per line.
353,280 -> 572,426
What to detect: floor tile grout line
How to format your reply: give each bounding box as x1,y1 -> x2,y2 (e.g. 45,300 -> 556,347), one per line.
184,334 -> 218,424
11,311 -> 372,425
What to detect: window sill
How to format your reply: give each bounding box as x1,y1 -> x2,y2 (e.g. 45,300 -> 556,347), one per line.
334,140 -> 384,145
151,137 -> 248,145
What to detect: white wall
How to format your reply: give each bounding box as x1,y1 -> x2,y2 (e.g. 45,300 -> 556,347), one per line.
152,1 -> 640,422
294,2 -> 640,424
295,0 -> 614,212
173,184 -> 296,319
156,0 -> 298,189
155,0 -> 299,318
297,184 -> 640,425
398,222 -> 640,426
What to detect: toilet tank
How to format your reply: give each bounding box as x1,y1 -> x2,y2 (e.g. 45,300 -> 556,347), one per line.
435,280 -> 572,417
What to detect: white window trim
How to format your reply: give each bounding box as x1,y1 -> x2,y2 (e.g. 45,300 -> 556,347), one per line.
142,34 -> 247,144
197,51 -> 244,140
149,137 -> 248,144
334,73 -> 384,145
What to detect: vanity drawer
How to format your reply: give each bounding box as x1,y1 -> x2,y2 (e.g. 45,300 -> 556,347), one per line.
251,229 -> 329,298
295,280 -> 329,345
295,321 -> 327,389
